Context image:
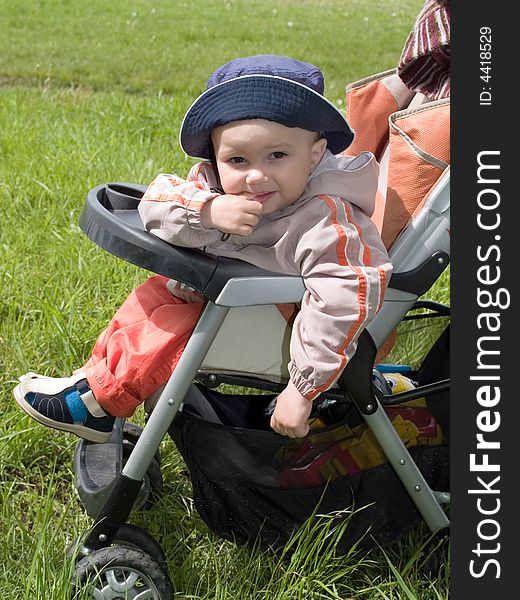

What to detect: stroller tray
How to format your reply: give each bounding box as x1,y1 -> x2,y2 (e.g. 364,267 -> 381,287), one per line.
79,183 -> 305,303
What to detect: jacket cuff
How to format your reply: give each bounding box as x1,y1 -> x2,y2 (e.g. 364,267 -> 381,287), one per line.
288,362 -> 320,401
186,193 -> 217,230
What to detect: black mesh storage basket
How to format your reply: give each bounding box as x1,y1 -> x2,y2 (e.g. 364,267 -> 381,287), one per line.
169,384 -> 449,554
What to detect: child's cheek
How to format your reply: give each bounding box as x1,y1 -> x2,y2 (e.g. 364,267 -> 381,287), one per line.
219,170 -> 242,195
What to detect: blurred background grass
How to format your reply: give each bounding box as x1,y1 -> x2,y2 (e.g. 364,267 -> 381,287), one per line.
0,0 -> 422,96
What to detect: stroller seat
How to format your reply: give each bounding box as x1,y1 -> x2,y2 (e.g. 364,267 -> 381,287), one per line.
72,68 -> 450,596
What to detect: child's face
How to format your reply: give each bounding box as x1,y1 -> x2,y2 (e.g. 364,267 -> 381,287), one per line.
211,119 -> 327,214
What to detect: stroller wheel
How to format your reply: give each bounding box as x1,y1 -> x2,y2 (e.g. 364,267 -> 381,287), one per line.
418,529 -> 450,578
110,523 -> 168,572
72,546 -> 173,599
68,524 -> 167,572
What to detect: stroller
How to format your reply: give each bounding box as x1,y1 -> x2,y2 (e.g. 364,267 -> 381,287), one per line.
71,69 -> 450,598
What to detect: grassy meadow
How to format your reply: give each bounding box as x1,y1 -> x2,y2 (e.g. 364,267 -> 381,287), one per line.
0,0 -> 450,598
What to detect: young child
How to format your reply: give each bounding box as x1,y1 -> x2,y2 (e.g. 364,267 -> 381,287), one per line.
14,55 -> 392,441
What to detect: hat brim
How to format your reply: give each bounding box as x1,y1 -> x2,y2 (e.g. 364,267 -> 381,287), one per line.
180,75 -> 354,160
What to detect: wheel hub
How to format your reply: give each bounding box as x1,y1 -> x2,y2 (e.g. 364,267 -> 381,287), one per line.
90,566 -> 160,599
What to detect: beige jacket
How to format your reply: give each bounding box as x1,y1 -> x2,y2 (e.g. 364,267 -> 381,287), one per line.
138,150 -> 392,400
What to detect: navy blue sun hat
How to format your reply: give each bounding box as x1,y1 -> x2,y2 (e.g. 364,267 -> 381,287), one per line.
180,55 -> 355,160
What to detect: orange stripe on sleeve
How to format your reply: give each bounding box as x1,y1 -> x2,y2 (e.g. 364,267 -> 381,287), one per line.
311,265 -> 368,397
342,200 -> 372,266
318,195 -> 348,266
306,194 -> 371,399
377,267 -> 387,311
143,193 -> 191,205
167,176 -> 185,186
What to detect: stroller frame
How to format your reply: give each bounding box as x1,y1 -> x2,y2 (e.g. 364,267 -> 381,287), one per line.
73,165 -> 450,564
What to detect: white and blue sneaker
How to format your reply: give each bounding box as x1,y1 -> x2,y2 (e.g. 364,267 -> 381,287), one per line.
13,372 -> 115,443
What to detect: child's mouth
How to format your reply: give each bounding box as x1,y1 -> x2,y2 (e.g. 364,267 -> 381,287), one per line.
253,192 -> 275,204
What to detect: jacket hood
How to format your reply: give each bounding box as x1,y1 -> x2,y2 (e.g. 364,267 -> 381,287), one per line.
303,149 -> 379,217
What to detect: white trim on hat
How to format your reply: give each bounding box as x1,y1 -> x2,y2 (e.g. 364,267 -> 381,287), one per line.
179,74 -> 354,159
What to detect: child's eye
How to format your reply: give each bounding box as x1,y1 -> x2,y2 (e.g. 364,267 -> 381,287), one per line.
229,156 -> 246,164
271,151 -> 287,159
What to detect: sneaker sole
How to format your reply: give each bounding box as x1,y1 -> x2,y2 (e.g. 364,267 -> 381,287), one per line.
13,383 -> 112,444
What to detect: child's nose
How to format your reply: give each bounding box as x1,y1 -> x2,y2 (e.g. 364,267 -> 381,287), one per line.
246,168 -> 269,184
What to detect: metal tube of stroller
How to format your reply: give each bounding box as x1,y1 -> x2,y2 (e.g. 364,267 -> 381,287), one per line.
363,406 -> 450,532
121,302 -> 230,482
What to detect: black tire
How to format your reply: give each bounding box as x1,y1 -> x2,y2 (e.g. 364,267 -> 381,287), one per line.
111,523 -> 168,572
68,524 -> 167,571
419,531 -> 450,578
72,546 -> 173,599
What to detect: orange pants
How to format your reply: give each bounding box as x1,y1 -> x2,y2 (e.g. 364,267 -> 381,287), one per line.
80,275 -> 204,417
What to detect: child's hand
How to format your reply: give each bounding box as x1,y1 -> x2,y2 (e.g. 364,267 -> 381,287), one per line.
201,194 -> 263,236
270,380 -> 312,438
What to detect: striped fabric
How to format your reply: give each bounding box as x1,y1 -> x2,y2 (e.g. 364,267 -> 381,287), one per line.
397,0 -> 450,100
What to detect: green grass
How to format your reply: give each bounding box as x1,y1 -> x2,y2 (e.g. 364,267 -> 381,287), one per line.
0,0 -> 421,99
0,0 -> 450,597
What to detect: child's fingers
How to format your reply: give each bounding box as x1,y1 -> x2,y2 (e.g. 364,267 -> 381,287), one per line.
235,224 -> 255,236
244,200 -> 264,215
270,415 -> 309,438
229,207 -> 261,235
285,423 -> 310,438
